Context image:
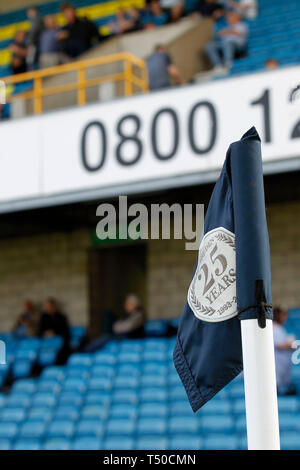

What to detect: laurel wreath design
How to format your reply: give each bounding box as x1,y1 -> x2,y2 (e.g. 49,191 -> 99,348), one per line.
189,231 -> 235,317
215,232 -> 236,251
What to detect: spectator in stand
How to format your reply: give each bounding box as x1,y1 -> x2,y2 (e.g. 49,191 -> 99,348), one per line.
147,44 -> 183,90
26,6 -> 44,69
265,58 -> 279,70
227,0 -> 257,20
196,0 -> 225,19
273,306 -> 297,396
205,11 -> 248,73
112,294 -> 145,339
159,0 -> 184,22
38,298 -> 70,349
108,7 -> 142,35
10,30 -> 28,74
12,299 -> 35,338
39,15 -> 63,68
142,0 -> 169,29
59,2 -> 102,58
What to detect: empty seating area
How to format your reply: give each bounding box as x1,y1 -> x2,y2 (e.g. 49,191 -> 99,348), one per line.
231,0 -> 300,75
0,309 -> 299,450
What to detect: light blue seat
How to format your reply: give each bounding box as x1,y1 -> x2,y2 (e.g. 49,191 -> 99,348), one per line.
67,353 -> 93,368
169,400 -> 193,416
142,351 -> 167,362
93,352 -> 117,365
76,419 -> 104,438
228,382 -> 244,398
38,349 -> 59,367
0,422 -> 18,439
138,418 -> 167,435
169,436 -> 202,450
144,339 -> 167,351
200,400 -> 231,415
145,320 -> 168,337
169,385 -> 187,400
238,436 -> 248,450
28,407 -> 53,423
235,415 -> 246,433
90,365 -> 115,378
41,366 -> 65,382
12,379 -> 36,394
112,390 -> 138,405
19,421 -> 47,439
32,392 -> 57,408
118,352 -> 141,364
278,396 -> 298,413
109,405 -> 137,419
18,338 -> 41,351
14,439 -> 41,450
137,437 -> 168,450
63,378 -> 87,394
6,394 -> 32,408
139,403 -> 168,417
47,420 -> 75,439
1,407 -> 26,423
169,416 -> 198,433
81,405 -> 108,420
12,359 -> 33,379
71,437 -> 102,450
204,435 -> 238,450
0,439 -> 11,450
142,362 -> 167,375
141,375 -> 167,387
88,377 -> 112,391
66,367 -> 90,379
201,415 -> 234,433
41,336 -> 63,350
84,392 -> 111,406
70,326 -> 86,349
140,388 -> 167,403
281,432 -> 300,450
114,376 -> 139,389
59,392 -> 84,407
43,439 -> 71,450
104,437 -> 134,450
37,379 -> 61,394
232,398 -> 246,414
119,341 -> 143,353
107,419 -> 135,436
117,364 -> 141,377
279,413 -> 299,431
54,406 -> 80,421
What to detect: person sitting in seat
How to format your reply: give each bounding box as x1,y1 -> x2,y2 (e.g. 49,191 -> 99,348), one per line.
205,11 -> 248,74
113,294 -> 145,338
12,299 -> 35,338
38,297 -> 70,348
273,306 -> 297,396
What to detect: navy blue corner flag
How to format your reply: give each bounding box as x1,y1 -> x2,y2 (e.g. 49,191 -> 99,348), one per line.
173,127 -> 273,412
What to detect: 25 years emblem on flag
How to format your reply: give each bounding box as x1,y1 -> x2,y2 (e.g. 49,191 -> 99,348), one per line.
188,227 -> 237,322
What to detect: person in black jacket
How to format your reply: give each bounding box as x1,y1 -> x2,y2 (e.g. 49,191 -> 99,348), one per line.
38,298 -> 70,348
58,2 -> 102,58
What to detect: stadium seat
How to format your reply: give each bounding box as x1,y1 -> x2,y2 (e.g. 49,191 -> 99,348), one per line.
27,407 -> 53,423
169,401 -> 193,416
63,377 -> 87,394
114,376 -> 139,389
59,392 -> 84,407
0,439 -> 11,450
278,396 -> 298,413
54,406 -> 80,421
141,375 -> 167,387
140,387 -> 167,403
107,418 -> 136,436
104,438 -> 134,450
43,439 -> 71,450
139,403 -> 168,417
204,435 -> 239,450
76,419 -> 104,438
91,365 -> 115,378
109,404 -> 138,419
32,392 -> 57,408
37,379 -> 61,394
81,405 -> 108,420
47,420 -> 75,439
201,415 -> 234,433
14,440 -> 41,450
137,437 -> 168,450
19,421 -> 47,439
84,392 -> 111,406
200,400 -> 231,415
1,407 -> 26,423
6,394 -> 31,408
88,377 -> 112,391
0,422 -> 18,439
68,353 -> 93,368
12,359 -> 33,379
12,379 -> 36,394
169,436 -> 202,450
280,432 -> 300,450
145,320 -> 169,336
169,416 -> 198,433
71,437 -> 102,450
93,352 -> 117,365
138,418 -> 167,435
41,366 -> 65,382
112,390 -> 138,405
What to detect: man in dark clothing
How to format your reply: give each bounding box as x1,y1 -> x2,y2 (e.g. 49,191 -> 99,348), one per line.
38,298 -> 70,347
26,6 -> 44,68
147,44 -> 182,90
59,2 -> 102,58
10,30 -> 28,74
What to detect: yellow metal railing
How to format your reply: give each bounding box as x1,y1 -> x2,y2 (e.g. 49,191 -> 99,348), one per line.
2,52 -> 148,114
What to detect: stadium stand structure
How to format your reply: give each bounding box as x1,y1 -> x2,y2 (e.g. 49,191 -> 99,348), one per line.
0,311 -> 299,450
0,0 -> 299,80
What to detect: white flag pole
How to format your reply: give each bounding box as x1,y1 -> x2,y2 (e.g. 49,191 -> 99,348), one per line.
241,318 -> 280,450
